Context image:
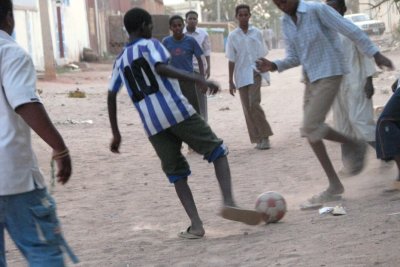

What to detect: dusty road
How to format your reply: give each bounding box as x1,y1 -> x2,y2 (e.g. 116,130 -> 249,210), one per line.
7,47 -> 400,266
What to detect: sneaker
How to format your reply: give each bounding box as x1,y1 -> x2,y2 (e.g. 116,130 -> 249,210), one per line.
256,138 -> 271,150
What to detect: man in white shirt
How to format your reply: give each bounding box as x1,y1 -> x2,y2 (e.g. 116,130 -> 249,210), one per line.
0,1 -> 77,265
226,4 -> 273,150
184,10 -> 211,122
327,0 -> 379,175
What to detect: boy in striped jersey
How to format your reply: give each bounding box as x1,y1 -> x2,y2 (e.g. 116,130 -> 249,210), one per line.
107,8 -> 261,239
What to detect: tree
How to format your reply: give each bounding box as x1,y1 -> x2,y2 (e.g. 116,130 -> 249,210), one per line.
202,0 -> 280,29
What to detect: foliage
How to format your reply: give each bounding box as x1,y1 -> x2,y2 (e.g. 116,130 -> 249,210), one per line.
202,0 -> 281,28
367,0 -> 400,13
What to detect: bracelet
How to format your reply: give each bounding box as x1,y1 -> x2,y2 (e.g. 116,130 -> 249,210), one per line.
52,148 -> 69,160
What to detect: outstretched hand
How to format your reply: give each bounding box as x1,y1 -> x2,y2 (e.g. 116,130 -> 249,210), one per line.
255,58 -> 276,72
206,80 -> 220,95
196,78 -> 220,95
374,52 -> 394,70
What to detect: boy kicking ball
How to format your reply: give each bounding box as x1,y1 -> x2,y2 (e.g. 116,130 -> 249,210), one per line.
107,7 -> 261,239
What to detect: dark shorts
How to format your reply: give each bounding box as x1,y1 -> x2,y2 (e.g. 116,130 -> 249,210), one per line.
376,88 -> 400,160
148,114 -> 228,183
179,80 -> 200,114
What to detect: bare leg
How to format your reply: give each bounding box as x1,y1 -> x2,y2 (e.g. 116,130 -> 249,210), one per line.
324,128 -> 356,144
214,156 -> 262,225
325,128 -> 367,175
174,178 -> 205,236
309,140 -> 344,194
213,156 -> 235,206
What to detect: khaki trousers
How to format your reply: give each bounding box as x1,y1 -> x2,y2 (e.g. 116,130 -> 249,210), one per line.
239,73 -> 273,144
301,75 -> 343,142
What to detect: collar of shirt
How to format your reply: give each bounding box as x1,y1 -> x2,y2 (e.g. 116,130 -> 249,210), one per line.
183,27 -> 200,35
237,25 -> 256,36
0,29 -> 15,42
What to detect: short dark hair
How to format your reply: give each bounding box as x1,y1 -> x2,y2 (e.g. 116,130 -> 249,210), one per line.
326,0 -> 346,9
0,0 -> 13,22
123,8 -> 152,34
185,10 -> 198,19
235,4 -> 251,16
169,15 -> 184,26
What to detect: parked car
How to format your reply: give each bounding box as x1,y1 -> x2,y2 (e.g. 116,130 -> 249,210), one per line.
344,13 -> 385,35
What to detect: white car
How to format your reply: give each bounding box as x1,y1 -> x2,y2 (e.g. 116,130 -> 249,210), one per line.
344,13 -> 385,35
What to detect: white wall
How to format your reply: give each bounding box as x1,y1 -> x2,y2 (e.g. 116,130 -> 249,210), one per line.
14,0 -> 45,70
14,0 -> 90,69
51,0 -> 90,64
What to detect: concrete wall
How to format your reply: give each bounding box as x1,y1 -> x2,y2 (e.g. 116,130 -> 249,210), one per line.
14,0 -> 90,69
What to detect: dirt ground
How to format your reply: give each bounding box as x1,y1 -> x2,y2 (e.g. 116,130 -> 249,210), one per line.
6,45 -> 400,266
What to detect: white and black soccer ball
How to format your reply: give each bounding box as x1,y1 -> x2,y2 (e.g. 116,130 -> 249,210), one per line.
255,191 -> 287,223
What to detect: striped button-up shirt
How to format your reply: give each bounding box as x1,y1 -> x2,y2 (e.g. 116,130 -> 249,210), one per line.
109,38 -> 195,136
274,0 -> 379,83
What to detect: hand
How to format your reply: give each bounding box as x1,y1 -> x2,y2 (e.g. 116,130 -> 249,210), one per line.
229,81 -> 236,96
52,149 -> 72,185
374,52 -> 394,70
364,78 -> 374,99
256,58 -> 275,72
110,134 -> 121,153
391,79 -> 399,93
205,67 -> 210,80
205,80 -> 220,95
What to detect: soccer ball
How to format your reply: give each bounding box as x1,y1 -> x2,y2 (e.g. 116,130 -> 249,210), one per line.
255,191 -> 287,223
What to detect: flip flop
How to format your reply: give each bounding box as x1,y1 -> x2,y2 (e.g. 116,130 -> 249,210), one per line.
178,227 -> 204,239
220,206 -> 262,225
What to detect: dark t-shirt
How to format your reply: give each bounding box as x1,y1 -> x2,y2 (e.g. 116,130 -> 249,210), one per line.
162,35 -> 203,73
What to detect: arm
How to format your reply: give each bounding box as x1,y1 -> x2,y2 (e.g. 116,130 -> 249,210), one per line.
16,103 -> 71,184
107,91 -> 121,153
228,61 -> 236,96
203,34 -> 212,79
196,55 -> 205,78
364,76 -> 374,99
318,4 -> 393,70
272,31 -> 300,72
205,56 -> 211,79
3,47 -> 71,184
156,63 -> 219,95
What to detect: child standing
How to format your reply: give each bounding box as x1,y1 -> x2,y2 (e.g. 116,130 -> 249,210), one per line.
226,4 -> 274,150
184,10 -> 212,122
162,15 -> 204,116
107,8 -> 261,239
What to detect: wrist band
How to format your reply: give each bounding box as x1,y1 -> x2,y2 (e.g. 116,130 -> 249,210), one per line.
52,148 -> 69,160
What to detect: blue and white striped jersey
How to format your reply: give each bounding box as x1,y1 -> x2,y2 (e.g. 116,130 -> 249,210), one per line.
109,38 -> 196,136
